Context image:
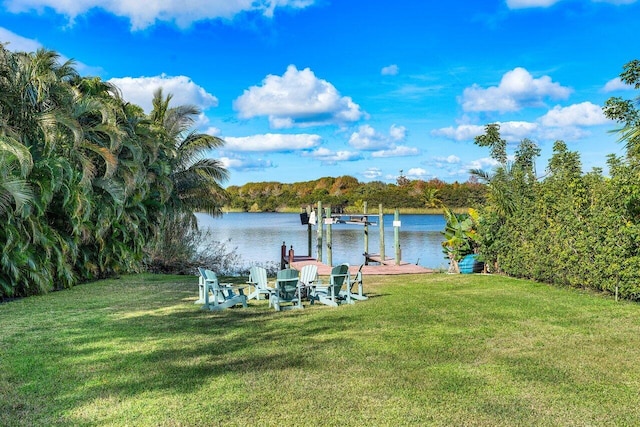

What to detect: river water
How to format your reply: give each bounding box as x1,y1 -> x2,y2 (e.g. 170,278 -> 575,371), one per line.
196,212 -> 447,269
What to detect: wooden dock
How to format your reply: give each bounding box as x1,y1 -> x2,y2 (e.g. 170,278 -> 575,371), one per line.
364,253 -> 408,266
289,257 -> 433,276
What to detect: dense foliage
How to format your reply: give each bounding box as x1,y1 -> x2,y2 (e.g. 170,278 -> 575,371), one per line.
474,59 -> 640,300
226,175 -> 486,212
0,46 -> 228,298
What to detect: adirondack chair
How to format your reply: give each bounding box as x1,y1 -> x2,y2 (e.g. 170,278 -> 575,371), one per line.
246,266 -> 274,301
196,267 -> 208,304
196,267 -> 228,304
297,264 -> 318,300
340,264 -> 368,301
272,268 -> 303,311
201,268 -> 247,311
310,263 -> 353,307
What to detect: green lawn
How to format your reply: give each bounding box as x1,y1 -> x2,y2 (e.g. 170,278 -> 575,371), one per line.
2,273 -> 640,426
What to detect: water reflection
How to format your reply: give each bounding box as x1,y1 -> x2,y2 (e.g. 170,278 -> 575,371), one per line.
196,212 -> 447,269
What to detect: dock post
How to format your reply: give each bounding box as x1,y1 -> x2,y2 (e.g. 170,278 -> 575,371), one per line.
281,241 -> 286,270
363,201 -> 369,265
307,205 -> 312,257
325,206 -> 333,267
394,208 -> 401,265
316,201 -> 323,263
379,204 -> 385,263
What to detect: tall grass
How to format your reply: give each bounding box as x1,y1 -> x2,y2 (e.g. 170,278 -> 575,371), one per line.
1,273 -> 640,426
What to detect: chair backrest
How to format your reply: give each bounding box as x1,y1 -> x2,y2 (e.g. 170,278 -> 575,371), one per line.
203,269 -> 219,285
249,266 -> 268,289
299,264 -> 318,286
276,268 -> 299,300
329,263 -> 349,293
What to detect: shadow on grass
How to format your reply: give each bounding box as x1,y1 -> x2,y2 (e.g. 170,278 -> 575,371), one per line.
40,281 -> 362,412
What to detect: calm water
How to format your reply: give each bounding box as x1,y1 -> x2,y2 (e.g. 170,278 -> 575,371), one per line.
196,212 -> 447,269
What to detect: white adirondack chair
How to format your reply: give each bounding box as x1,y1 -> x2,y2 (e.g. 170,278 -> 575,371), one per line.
298,264 -> 318,300
246,266 -> 274,301
196,267 -> 208,304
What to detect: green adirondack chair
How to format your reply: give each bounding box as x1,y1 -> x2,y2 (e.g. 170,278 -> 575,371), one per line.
201,268 -> 247,311
247,265 -> 274,301
272,268 -> 303,311
339,264 -> 368,301
311,263 -> 353,307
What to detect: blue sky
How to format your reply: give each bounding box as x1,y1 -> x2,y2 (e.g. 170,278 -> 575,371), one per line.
1,0 -> 639,187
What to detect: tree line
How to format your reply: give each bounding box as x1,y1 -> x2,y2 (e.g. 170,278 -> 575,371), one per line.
468,59 -> 640,300
0,46 -> 228,298
225,175 -> 486,212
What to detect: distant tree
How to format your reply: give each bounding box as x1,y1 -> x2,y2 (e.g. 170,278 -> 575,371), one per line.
422,187 -> 442,208
396,169 -> 411,187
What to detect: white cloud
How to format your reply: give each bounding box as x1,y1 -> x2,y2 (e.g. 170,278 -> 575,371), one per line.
538,102 -> 610,127
460,67 -> 571,112
0,27 -> 100,74
349,124 -> 407,150
381,64 -> 399,76
362,167 -> 382,179
433,110 -> 606,145
433,155 -> 461,164
499,121 -> 540,141
432,121 -> 536,143
506,0 -> 635,8
223,133 -> 321,152
371,145 -> 419,158
431,124 -> 485,141
306,147 -> 362,163
467,157 -> 502,171
204,126 -> 222,136
108,75 -> 218,113
0,27 -> 41,52
405,168 -> 430,179
220,156 -> 274,171
594,0 -> 637,3
603,77 -> 633,92
536,126 -> 589,141
234,65 -> 364,129
4,0 -> 317,30
389,124 -> 406,141
506,0 -> 560,8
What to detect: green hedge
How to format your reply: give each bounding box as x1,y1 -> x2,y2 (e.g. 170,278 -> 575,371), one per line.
478,142 -> 640,300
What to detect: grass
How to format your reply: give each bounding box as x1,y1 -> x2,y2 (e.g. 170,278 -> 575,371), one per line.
2,273 -> 640,426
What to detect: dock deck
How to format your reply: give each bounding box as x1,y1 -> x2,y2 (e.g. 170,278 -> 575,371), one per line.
289,257 -> 433,276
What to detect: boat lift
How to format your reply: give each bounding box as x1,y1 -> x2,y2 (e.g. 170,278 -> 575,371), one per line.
284,201 -> 403,268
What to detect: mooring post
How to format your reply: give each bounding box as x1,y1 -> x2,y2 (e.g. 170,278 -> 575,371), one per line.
379,204 -> 385,263
307,205 -> 312,257
281,241 -> 286,270
325,206 -> 333,267
316,201 -> 323,263
363,201 -> 369,265
394,208 -> 401,265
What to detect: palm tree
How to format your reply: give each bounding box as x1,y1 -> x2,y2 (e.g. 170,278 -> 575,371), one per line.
144,89 -> 229,271
422,187 -> 441,209
149,88 -> 229,217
